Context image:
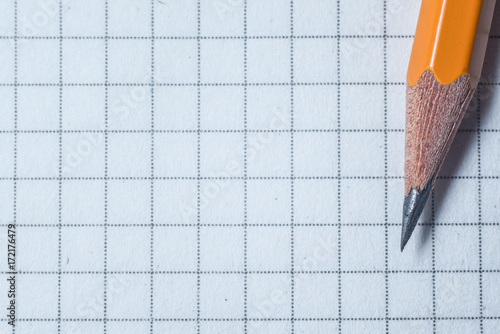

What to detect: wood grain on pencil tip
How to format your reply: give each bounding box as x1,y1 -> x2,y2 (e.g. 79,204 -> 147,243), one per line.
404,70 -> 475,196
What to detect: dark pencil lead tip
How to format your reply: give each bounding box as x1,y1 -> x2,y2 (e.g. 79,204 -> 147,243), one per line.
401,179 -> 433,252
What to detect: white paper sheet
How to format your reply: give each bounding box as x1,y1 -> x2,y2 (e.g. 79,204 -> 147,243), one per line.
1,0 -> 500,333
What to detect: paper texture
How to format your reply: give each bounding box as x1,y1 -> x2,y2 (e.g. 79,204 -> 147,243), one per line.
1,0 -> 500,333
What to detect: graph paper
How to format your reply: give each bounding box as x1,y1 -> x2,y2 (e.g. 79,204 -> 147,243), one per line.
1,0 -> 500,333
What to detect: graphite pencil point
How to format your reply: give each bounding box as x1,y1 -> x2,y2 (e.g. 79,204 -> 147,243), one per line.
400,180 -> 433,252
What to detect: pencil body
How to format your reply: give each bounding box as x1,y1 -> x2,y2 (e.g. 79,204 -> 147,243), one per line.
402,0 -> 496,250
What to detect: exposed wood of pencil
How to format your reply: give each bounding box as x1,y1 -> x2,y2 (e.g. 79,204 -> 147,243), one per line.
404,70 -> 475,196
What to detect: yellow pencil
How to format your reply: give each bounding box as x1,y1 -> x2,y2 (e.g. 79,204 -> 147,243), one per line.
401,0 -> 497,250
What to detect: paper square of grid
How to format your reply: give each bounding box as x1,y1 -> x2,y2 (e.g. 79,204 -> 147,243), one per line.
17,133 -> 59,177
294,85 -> 337,130
106,274 -> 150,319
200,274 -> 245,319
246,85 -> 291,130
340,37 -> 384,82
62,39 -> 106,83
247,273 -> 292,319
107,180 -> 151,224
201,39 -> 244,83
17,226 -> 59,272
153,274 -> 198,319
340,0 -> 384,36
108,85 -> 152,130
154,85 -> 198,130
154,225 -> 198,271
61,226 -> 104,272
294,38 -> 337,83
200,225 -> 245,271
3,0 -> 500,333
156,39 -> 198,84
17,274 -> 59,319
60,274 -> 105,319
247,39 -> 290,83
341,85 -> 385,129
62,180 -> 105,225
108,39 -> 151,83
63,86 -> 106,130
17,39 -> 59,83
17,86 -> 59,130
17,180 -> 59,224
154,179 -> 198,225
388,273 -> 433,318
200,86 -> 244,130
247,131 -> 291,177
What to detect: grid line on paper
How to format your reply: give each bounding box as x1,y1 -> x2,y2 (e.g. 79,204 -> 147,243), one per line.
4,315 -> 500,322
103,1 -> 110,332
6,268 -> 500,275
289,0 -> 296,332
11,1 -> 18,334
0,81 -> 410,87
4,268 -> 500,275
336,0 -> 343,332
431,191 -> 437,333
7,221 -> 500,228
242,0 -> 249,332
3,315 -> 500,322
3,316 -> 500,322
196,0 -> 202,332
0,34 -> 499,40
0,129 -> 410,134
57,0 -> 63,332
0,34 -> 415,40
4,175 -> 500,181
477,85 -> 484,334
149,0 -> 156,333
8,128 -> 500,134
383,0 -> 390,332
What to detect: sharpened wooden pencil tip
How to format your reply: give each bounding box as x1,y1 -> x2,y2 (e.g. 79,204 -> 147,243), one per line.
403,71 -> 474,252
401,180 -> 433,252
404,71 -> 474,196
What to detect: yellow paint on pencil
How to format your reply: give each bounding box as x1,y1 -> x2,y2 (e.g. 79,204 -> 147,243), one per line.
407,0 -> 495,87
